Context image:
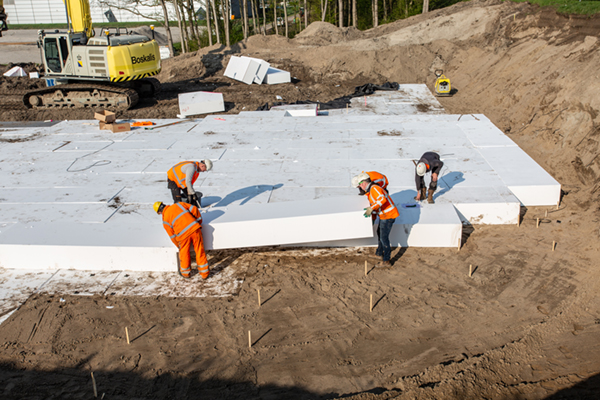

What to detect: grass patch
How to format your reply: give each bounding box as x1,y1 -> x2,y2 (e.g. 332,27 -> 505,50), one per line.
509,0 -> 600,15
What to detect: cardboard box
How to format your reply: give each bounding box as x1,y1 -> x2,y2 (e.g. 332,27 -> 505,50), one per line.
99,121 -> 131,132
94,110 -> 116,123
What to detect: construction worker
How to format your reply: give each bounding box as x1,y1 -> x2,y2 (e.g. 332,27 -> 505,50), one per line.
167,160 -> 213,208
0,0 -> 7,36
154,201 -> 209,279
351,171 -> 388,195
415,152 -> 444,204
354,174 -> 399,267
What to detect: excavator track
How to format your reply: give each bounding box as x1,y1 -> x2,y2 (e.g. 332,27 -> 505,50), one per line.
23,83 -> 139,110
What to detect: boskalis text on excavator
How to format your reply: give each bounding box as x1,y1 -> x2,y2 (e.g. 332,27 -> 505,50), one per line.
24,0 -> 161,109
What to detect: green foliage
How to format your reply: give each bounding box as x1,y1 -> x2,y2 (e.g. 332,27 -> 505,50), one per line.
509,0 -> 600,15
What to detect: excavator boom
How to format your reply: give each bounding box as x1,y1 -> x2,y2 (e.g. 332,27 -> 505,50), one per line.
64,0 -> 93,37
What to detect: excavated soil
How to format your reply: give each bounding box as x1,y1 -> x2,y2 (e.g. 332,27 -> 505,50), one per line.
2,0 -> 600,398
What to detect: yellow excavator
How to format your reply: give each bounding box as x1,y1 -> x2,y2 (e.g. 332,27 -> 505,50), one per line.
24,0 -> 161,109
0,0 -> 8,37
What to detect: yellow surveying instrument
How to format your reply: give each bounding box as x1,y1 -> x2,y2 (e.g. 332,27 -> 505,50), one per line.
434,70 -> 452,97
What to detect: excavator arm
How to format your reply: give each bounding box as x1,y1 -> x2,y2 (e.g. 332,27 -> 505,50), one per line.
64,0 -> 93,38
0,0 -> 8,37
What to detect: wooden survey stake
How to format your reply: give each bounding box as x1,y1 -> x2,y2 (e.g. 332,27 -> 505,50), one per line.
125,327 -> 130,344
365,261 -> 367,276
257,289 -> 261,307
91,372 -> 98,398
248,331 -> 252,348
469,264 -> 473,277
370,294 -> 373,312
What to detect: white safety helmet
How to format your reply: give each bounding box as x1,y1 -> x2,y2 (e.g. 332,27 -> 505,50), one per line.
202,159 -> 213,171
416,162 -> 427,176
351,172 -> 370,187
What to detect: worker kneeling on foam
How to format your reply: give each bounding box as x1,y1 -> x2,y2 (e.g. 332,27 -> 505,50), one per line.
154,201 -> 209,279
352,173 -> 399,267
415,151 -> 443,204
167,160 -> 213,208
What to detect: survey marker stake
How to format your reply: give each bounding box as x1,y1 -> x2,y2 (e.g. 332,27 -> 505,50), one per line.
257,289 -> 261,307
469,264 -> 473,277
370,294 -> 373,312
91,372 -> 98,398
365,261 -> 368,276
144,120 -> 185,130
537,218 -> 540,228
125,327 -> 130,345
552,241 -> 556,251
248,331 -> 252,348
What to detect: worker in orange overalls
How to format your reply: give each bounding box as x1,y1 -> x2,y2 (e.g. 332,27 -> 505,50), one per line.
154,201 -> 209,279
167,160 -> 213,208
351,171 -> 388,195
354,173 -> 399,267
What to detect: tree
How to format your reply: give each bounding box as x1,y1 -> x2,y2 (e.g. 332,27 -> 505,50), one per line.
352,0 -> 356,27
283,0 -> 289,36
338,0 -> 343,27
98,0 -> 175,55
242,0 -> 249,39
205,0 -> 213,46
210,0 -> 221,43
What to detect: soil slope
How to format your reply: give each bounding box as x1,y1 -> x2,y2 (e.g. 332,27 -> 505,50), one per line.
1,0 -> 600,398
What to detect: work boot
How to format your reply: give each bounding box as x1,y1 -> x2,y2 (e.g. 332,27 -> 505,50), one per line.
376,260 -> 393,268
414,188 -> 426,201
427,190 -> 435,204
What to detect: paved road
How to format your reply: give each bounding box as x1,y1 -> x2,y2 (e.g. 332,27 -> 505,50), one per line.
0,27 -> 181,64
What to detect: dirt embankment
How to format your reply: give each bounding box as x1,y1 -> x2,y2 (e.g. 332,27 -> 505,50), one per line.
1,0 -> 600,398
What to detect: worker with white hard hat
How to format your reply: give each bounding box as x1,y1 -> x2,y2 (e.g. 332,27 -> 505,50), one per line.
167,160 -> 213,208
415,152 -> 443,204
154,200 -> 209,279
352,172 -> 399,267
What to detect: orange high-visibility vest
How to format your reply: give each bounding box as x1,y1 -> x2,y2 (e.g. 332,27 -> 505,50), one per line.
161,202 -> 202,243
366,184 -> 399,220
167,161 -> 201,189
366,171 -> 389,190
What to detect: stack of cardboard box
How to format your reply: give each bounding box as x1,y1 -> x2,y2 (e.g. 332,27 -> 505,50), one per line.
94,110 -> 131,133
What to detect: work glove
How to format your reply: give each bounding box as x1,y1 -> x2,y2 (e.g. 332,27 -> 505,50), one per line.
363,207 -> 373,218
429,180 -> 438,192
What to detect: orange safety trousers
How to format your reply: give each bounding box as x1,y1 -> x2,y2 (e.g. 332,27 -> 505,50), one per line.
178,230 -> 209,279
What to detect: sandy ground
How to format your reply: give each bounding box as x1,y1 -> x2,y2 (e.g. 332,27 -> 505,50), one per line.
1,0 -> 600,398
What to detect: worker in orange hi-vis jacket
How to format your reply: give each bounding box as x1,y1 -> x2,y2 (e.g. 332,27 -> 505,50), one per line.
354,174 -> 399,267
154,201 -> 209,279
351,171 -> 388,195
167,159 -> 213,208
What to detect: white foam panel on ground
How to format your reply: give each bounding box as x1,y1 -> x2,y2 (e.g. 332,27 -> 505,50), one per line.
201,196 -> 374,250
0,86 -> 561,273
178,91 -> 225,117
301,203 -> 461,248
224,56 -> 260,85
0,222 -> 177,271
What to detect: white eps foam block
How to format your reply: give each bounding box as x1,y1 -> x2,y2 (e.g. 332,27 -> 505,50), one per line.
263,67 -> 291,85
241,56 -> 270,84
224,56 -> 261,85
0,222 -> 177,271
201,196 -> 374,250
3,66 -> 27,77
178,91 -> 225,117
301,203 -> 462,248
477,146 -> 561,206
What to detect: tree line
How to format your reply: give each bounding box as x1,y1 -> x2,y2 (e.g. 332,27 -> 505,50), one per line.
97,0 -> 461,55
